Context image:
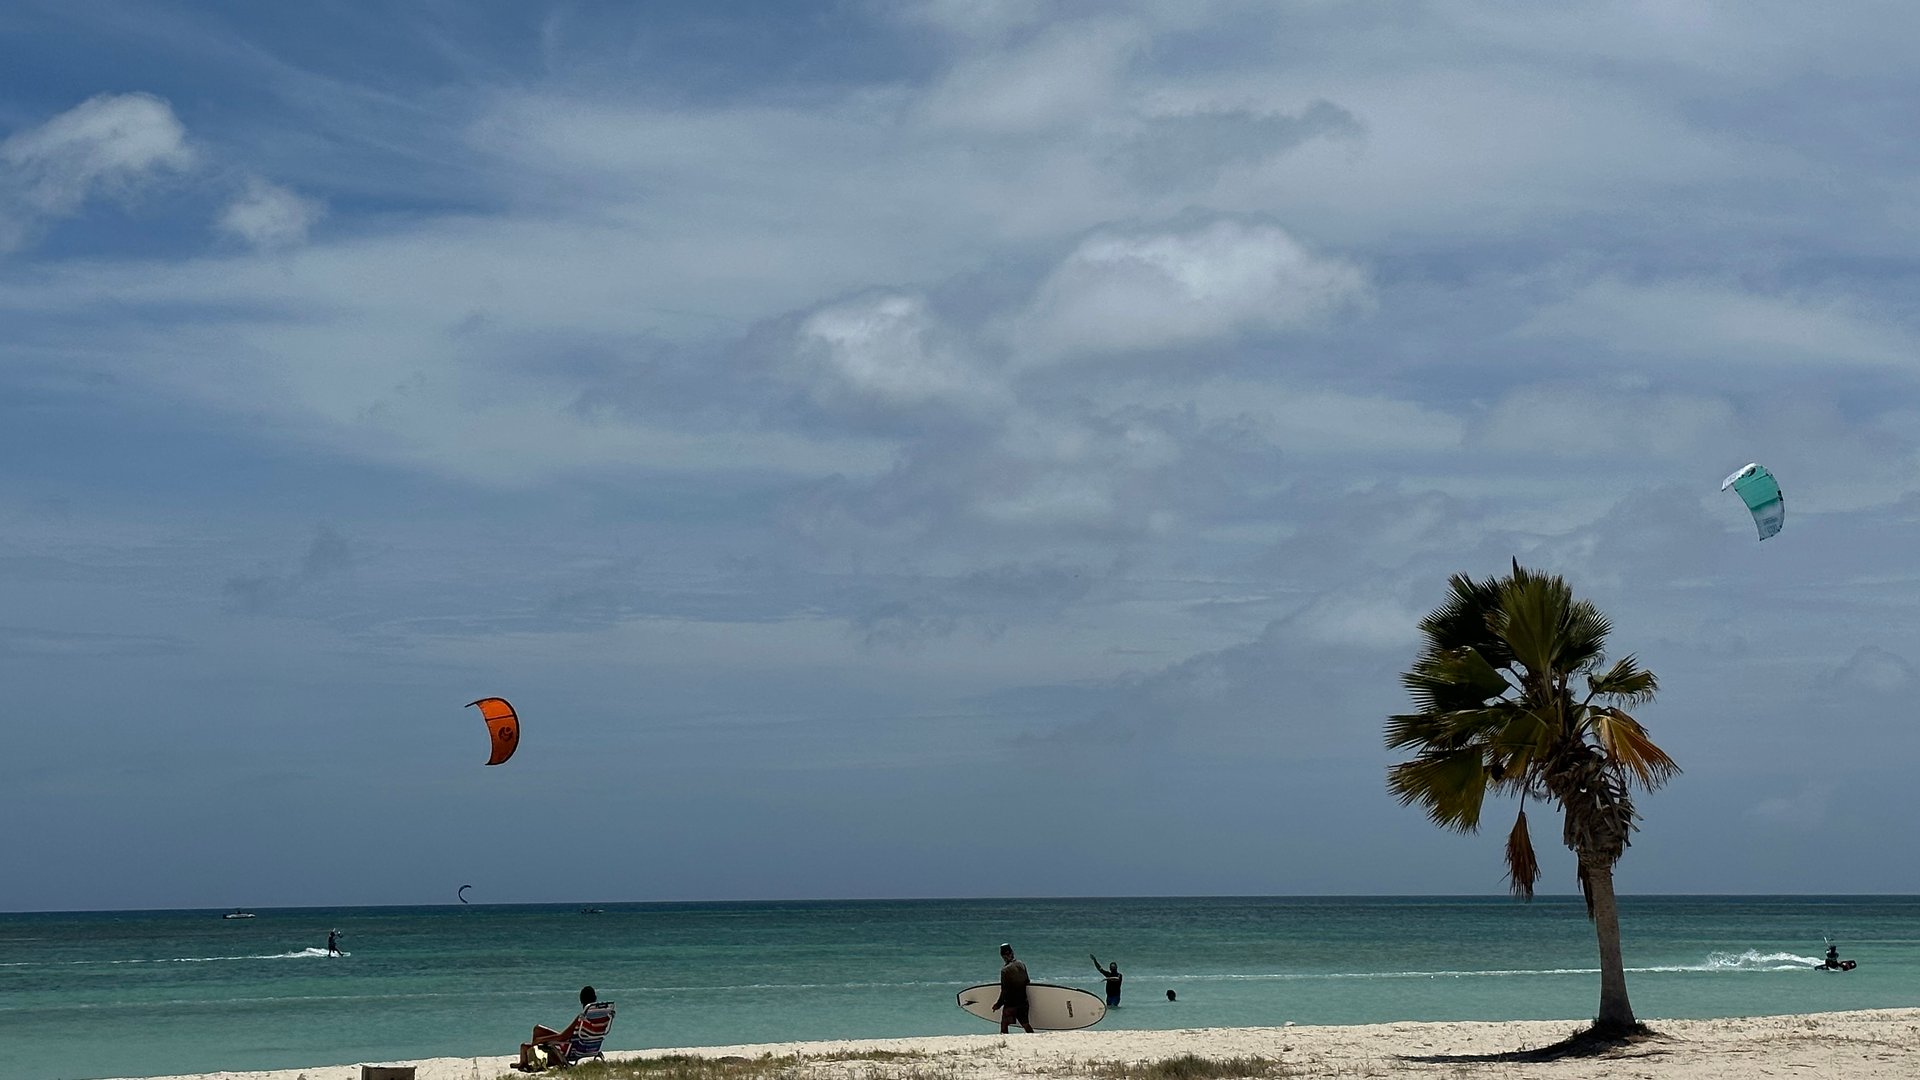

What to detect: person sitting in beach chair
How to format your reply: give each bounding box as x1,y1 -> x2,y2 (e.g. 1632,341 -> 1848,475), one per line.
517,985 -> 615,1071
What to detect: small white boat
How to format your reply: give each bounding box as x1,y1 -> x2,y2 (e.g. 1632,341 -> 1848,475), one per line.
221,910 -> 256,920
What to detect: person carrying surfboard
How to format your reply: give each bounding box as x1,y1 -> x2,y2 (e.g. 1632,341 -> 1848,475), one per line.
1090,954 -> 1122,1007
994,943 -> 1035,1034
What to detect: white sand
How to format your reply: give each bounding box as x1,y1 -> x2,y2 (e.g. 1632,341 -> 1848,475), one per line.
117,1008 -> 1920,1080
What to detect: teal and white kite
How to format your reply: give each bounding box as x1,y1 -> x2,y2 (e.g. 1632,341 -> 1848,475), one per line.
1721,463 -> 1784,540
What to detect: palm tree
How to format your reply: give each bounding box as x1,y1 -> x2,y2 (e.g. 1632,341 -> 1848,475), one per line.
1386,560 -> 1677,1033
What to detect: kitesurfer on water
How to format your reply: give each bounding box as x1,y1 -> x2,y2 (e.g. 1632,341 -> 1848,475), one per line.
326,929 -> 340,956
1826,944 -> 1841,969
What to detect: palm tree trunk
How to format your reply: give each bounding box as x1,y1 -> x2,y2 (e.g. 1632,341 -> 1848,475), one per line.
1583,858 -> 1637,1032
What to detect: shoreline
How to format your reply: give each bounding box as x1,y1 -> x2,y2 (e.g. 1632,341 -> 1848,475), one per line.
113,1008 -> 1920,1080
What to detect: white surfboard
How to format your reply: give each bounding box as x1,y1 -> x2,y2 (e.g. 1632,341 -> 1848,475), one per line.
956,982 -> 1106,1030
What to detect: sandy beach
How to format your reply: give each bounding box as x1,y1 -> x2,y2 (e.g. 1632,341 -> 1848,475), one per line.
117,1008 -> 1920,1080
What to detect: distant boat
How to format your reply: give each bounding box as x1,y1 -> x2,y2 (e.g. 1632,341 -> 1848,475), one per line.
579,907 -> 604,915
221,910 -> 256,920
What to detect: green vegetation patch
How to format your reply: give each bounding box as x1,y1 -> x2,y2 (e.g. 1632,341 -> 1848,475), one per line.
511,1048 -> 940,1080
1082,1054 -> 1291,1080
507,1049 -> 1292,1080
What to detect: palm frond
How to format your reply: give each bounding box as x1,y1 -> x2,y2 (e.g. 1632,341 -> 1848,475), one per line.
1390,708 -> 1529,762
1587,655 -> 1658,706
1400,667 -> 1496,715
1493,572 -> 1576,685
1386,749 -> 1489,833
1384,711 -> 1445,751
1426,646 -> 1515,702
1437,705 -> 1522,744
1557,598 -> 1612,674
1490,708 -> 1555,753
1590,707 -> 1680,790
1417,573 -> 1512,666
1505,808 -> 1541,901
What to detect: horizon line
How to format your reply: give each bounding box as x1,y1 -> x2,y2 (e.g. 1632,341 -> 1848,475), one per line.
8,891 -> 1917,916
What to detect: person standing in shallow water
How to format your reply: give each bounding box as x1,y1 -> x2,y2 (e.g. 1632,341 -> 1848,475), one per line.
993,943 -> 1034,1034
1090,954 -> 1122,1007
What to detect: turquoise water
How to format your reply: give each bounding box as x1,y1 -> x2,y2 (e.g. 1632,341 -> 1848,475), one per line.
2,896 -> 1916,1080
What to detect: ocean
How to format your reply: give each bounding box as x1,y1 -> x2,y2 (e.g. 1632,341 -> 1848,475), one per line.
3,895 -> 1915,1080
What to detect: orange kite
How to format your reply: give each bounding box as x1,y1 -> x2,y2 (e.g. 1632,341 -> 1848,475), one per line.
467,697 -> 520,766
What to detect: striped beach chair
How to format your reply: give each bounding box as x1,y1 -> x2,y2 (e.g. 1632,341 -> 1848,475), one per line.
554,1002 -> 615,1067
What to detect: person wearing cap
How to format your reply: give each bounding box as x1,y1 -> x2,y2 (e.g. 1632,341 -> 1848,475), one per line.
992,943 -> 1034,1034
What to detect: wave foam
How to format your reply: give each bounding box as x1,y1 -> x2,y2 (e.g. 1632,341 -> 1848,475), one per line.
92,948 -> 348,965
1643,950 -> 1822,973
1156,950 -> 1829,982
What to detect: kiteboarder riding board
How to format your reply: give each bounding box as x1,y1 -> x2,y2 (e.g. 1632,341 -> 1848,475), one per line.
956,983 -> 1106,1030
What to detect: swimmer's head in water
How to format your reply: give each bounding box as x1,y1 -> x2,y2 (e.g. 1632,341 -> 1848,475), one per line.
1166,990 -> 1177,1001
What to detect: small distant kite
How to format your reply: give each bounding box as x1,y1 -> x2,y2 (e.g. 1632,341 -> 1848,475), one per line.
457,884 -> 472,905
1721,463 -> 1785,541
467,697 -> 520,765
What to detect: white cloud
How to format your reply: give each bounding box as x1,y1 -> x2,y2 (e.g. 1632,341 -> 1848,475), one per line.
1450,1 -> 1920,86
0,92 -> 193,248
973,470 -> 1121,528
1015,219 -> 1369,362
18,2 -> 1920,902
1283,590 -> 1424,650
1098,376 -> 1464,455
217,176 -> 324,250
891,0 -> 1065,42
1,264 -> 894,487
1479,384 -> 1739,459
1516,279 -> 1919,370
966,415 -> 1153,529
920,20 -> 1143,133
195,321 -> 895,486
793,293 -> 999,411
1188,62 -> 1777,248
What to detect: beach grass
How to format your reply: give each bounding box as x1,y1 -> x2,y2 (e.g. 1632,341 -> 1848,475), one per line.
509,1049 -> 949,1080
505,1050 -> 1296,1080
1078,1054 -> 1291,1079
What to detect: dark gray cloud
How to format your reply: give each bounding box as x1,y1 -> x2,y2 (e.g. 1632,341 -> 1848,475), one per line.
1120,100 -> 1364,190
852,561 -> 1098,646
222,524 -> 353,614
1822,646 -> 1918,697
0,626 -> 184,657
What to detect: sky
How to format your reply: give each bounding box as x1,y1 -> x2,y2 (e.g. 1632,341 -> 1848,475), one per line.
3,1 -> 1919,911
